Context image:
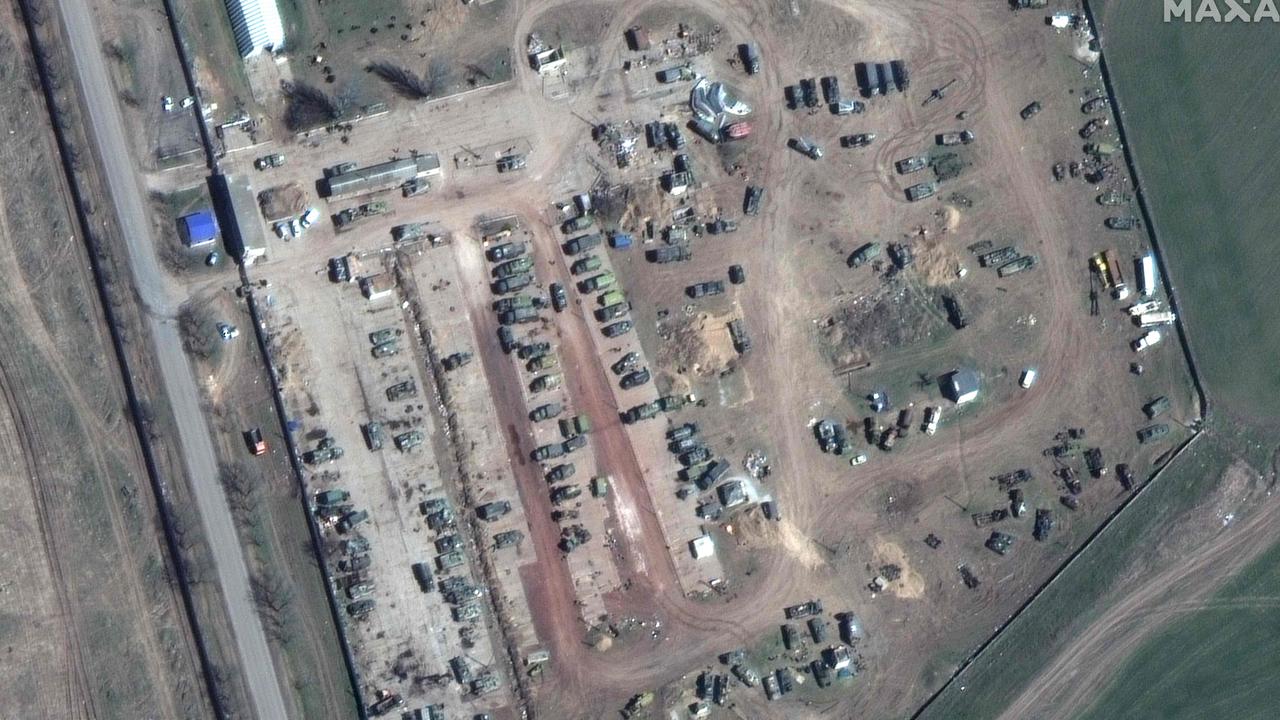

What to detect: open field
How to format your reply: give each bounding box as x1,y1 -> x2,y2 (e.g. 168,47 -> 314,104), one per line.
0,11 -> 210,718
136,0 -> 1213,718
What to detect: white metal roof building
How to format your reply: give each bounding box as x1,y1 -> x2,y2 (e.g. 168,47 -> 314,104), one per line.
224,0 -> 285,58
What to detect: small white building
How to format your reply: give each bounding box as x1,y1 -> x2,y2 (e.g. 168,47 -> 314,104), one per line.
689,534 -> 715,559
224,0 -> 285,58
1138,253 -> 1158,297
359,274 -> 395,302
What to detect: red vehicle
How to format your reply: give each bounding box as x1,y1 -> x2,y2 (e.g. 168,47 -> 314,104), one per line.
245,428 -> 267,456
724,122 -> 752,140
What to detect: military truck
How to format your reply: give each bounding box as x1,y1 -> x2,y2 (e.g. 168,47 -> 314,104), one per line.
530,374 -> 562,393
494,530 -> 524,549
411,562 -> 434,591
571,255 -> 602,275
491,273 -> 533,295
598,290 -> 626,308
985,531 -> 1015,555
622,692 -> 655,719
545,463 -> 576,482
476,501 -> 511,521
1098,189 -> 1131,206
578,272 -> 615,293
369,328 -> 398,345
386,380 -> 417,401
623,401 -> 661,424
532,442 -> 566,462
895,156 -> 928,174
486,241 -> 526,262
602,320 -> 632,338
905,181 -> 937,202
1085,447 -> 1107,477
785,600 -> 823,619
611,352 -> 640,375
315,489 -> 350,507
492,294 -> 536,313
727,319 -> 752,353
1080,117 -> 1109,138
620,369 -> 650,389
807,617 -> 829,643
840,133 -> 876,149
596,302 -> 630,322
530,402 -> 563,422
936,130 -> 975,146
392,223 -> 427,242
338,510 -> 368,533
362,422 -> 386,451
561,215 -> 594,234
943,294 -> 968,329
395,430 -> 424,451
347,599 -> 375,618
744,185 -> 765,216
493,256 -> 535,279
788,137 -> 823,160
550,485 -> 582,504
559,414 -> 591,439
847,242 -> 881,268
442,352 -> 473,370
997,256 -> 1037,277
563,233 -> 602,254
1105,216 -> 1139,231
303,437 -> 344,464
254,153 -> 285,170
371,341 -> 399,359
781,623 -> 803,650
647,245 -> 692,264
527,354 -> 559,373
1143,396 -> 1171,419
550,283 -> 568,312
1137,423 -> 1170,444
1033,509 -> 1054,541
500,306 -> 540,325
686,281 -> 726,299
436,550 -> 465,571
740,43 -> 761,74
979,246 -> 1019,267
496,153 -> 527,172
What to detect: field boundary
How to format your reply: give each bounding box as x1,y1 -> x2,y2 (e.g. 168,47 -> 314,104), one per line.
910,4 -> 1212,715
14,0 -> 226,714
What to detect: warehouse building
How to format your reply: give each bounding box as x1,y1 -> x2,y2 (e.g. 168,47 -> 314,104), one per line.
179,210 -> 218,247
208,174 -> 267,264
224,0 -> 285,58
322,154 -> 442,198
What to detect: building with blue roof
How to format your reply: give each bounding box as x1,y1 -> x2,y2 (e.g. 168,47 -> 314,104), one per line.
180,211 -> 219,248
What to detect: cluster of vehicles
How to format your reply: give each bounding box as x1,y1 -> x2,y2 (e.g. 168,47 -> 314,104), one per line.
273,207 -> 321,240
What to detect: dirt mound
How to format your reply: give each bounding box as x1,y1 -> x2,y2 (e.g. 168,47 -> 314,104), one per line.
657,309 -> 739,377
734,509 -> 827,570
826,282 -> 946,353
915,206 -> 965,286
872,538 -> 925,599
258,183 -> 306,220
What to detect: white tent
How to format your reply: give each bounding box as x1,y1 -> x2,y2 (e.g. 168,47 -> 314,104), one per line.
224,0 -> 285,58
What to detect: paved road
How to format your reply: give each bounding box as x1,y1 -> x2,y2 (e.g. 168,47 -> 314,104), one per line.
53,1 -> 290,718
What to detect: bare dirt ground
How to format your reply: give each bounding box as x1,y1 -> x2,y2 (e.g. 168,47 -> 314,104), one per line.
147,0 -> 1204,717
0,11 -> 209,719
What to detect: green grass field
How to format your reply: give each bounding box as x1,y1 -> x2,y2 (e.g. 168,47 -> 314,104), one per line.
1096,2 -> 1280,425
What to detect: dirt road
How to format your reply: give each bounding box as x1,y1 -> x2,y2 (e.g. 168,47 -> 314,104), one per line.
53,1 -> 289,717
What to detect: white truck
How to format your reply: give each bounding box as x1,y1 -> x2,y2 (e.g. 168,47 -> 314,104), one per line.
923,406 -> 941,435
1139,311 -> 1177,328
1131,330 -> 1163,352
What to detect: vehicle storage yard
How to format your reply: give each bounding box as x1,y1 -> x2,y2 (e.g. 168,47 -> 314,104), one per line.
144,0 -> 1206,718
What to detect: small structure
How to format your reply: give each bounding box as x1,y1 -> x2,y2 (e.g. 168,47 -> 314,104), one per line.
689,534 -> 715,559
208,174 -> 266,264
323,154 -> 441,198
530,47 -> 566,75
943,369 -> 980,405
179,211 -> 219,247
223,0 -> 284,58
360,274 -> 395,302
625,26 -> 652,52
716,480 -> 747,508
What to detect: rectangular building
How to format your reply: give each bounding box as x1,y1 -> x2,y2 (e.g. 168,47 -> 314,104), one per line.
208,173 -> 267,264
323,154 -> 441,198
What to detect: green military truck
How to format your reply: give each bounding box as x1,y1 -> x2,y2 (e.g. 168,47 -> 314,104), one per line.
559,414 -> 591,439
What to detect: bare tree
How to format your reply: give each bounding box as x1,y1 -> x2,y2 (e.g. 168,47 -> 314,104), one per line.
367,62 -> 432,99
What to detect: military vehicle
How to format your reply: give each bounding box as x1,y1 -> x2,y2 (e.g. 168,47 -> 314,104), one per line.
362,422 -> 386,451
491,273 -> 533,295
529,402 -> 563,422
392,223 -> 427,242
562,435 -> 588,454
435,534 -> 462,554
245,427 -> 267,456
386,380 -> 417,401
595,302 -> 630,322
338,509 -> 368,533
561,215 -> 594,234
923,406 -> 941,435
563,233 -> 603,254
658,395 -> 685,412
499,306 -> 538,326
449,656 -> 473,684
550,485 -> 582,504
1097,189 -> 1130,206
1143,396 -> 1171,419
622,692 -> 655,719
545,463 -> 576,482
811,660 -> 834,688
340,554 -> 370,572
1020,100 -> 1042,119
254,153 -> 285,170
1081,95 -> 1110,113
1085,447 -> 1107,478
550,283 -> 568,312
346,581 -> 375,600
728,264 -> 746,284
686,281 -> 726,299
620,369 -> 651,389
622,401 -> 661,424
559,414 -> 591,439
369,328 -> 398,345
985,531 -> 1015,555
895,155 -> 928,174
1105,216 -> 1139,230
936,130 -> 975,146
840,133 -> 876,148
997,256 -> 1037,277
551,509 -> 579,522
1032,508 -> 1055,541
496,153 -> 527,173
647,245 -> 692,264
452,603 -> 482,622
611,352 -> 641,375
436,550 -> 465,571
523,372 -> 558,394
602,320 -> 633,338
788,137 -> 823,160
847,242 -> 882,268
833,99 -> 866,115
486,241 -> 525,262
334,201 -> 389,230
763,673 -> 781,700
905,181 -> 937,202
943,294 -> 968,329
518,342 -> 551,359
727,319 -> 752,353
668,423 -> 698,442
303,437 -> 344,464
706,217 -> 738,235
1117,464 -> 1136,491
1080,117 -> 1109,138
979,246 -> 1019,267
442,351 -> 473,370
781,623 -> 803,650
597,290 -> 627,309
1132,329 -> 1163,352
347,599 -> 375,617
731,663 -> 761,688
740,43 -> 761,74
395,430 -> 424,451
571,255 -> 602,275
371,341 -> 399,359
1137,423 -> 1170,444
492,294 -> 535,313
532,442 -> 566,462
476,501 -> 511,522
494,530 -> 524,549
578,272 -> 615,294
744,185 -> 765,216
315,489 -> 350,507
402,177 -> 430,197
785,600 -> 823,619
807,617 -> 829,643
493,256 -> 535,279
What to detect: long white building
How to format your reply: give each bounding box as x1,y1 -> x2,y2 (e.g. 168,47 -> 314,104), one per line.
224,0 -> 285,58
